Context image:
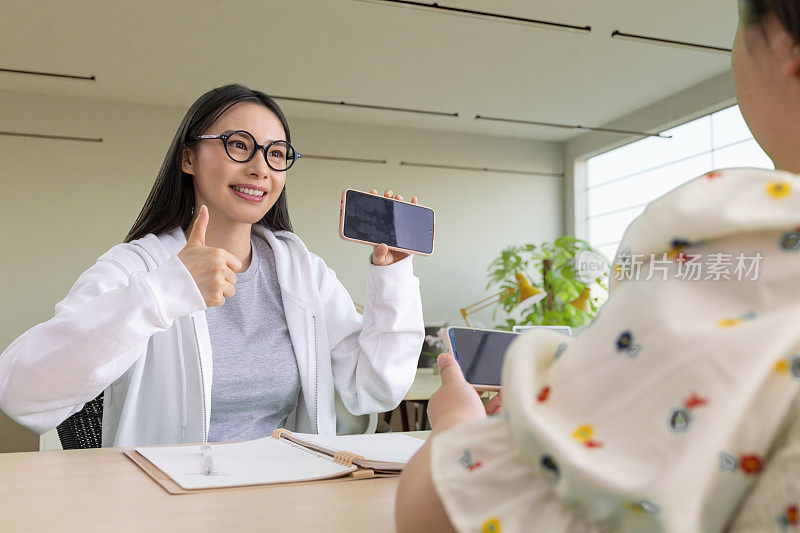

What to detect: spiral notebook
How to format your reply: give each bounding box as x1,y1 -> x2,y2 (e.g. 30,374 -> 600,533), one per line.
276,430 -> 424,471
127,429 -> 424,493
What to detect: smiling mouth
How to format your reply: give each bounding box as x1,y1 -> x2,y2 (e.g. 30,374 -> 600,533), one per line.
230,185 -> 265,197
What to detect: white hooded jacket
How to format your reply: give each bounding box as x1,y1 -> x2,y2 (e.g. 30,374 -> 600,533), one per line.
0,225 -> 424,446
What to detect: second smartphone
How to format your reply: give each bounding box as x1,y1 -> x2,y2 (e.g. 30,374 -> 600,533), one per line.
445,327 -> 521,390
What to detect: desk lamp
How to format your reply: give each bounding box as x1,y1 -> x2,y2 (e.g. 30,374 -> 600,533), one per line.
460,272 -> 546,327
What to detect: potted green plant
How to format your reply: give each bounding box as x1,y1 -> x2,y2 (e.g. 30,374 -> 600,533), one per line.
486,236 -> 608,331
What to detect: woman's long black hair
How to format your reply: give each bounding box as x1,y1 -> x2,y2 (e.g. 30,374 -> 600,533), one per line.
125,84 -> 293,243
741,0 -> 800,42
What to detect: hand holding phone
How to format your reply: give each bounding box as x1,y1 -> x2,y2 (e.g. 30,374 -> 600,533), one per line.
445,327 -> 521,390
427,353 -> 489,431
339,188 -> 435,259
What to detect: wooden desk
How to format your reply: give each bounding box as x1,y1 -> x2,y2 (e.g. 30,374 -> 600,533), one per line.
403,368 -> 441,401
0,431 -> 430,532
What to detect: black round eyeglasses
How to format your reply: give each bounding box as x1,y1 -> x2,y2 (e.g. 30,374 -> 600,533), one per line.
192,130 -> 301,172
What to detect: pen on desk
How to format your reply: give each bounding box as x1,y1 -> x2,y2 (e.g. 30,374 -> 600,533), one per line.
201,444 -> 213,475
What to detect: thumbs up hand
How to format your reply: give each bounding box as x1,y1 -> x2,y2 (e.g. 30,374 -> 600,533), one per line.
178,205 -> 243,308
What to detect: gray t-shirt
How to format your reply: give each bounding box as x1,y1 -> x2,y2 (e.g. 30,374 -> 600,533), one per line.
206,234 -> 300,442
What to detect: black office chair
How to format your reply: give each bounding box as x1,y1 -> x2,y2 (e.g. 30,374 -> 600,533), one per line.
55,393 -> 104,449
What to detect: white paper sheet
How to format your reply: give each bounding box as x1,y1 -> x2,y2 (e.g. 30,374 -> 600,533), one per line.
136,437 -> 355,490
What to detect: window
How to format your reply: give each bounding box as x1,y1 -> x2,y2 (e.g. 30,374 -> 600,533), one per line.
585,105 -> 773,261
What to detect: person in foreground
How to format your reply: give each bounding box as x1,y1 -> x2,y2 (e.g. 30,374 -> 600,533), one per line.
0,84 -> 424,447
396,1 -> 800,531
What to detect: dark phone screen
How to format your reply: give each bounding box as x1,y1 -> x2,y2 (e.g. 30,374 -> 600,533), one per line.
343,190 -> 434,254
448,328 -> 520,386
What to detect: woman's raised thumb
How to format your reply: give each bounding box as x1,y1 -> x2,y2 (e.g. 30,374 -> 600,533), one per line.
187,205 -> 208,247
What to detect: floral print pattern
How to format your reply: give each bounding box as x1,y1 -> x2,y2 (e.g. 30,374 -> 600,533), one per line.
767,181 -> 792,199
616,331 -> 641,357
540,455 -> 560,482
780,229 -> 800,252
719,452 -> 763,475
668,238 -> 695,262
481,517 -> 502,533
431,170 -> 800,533
625,499 -> 660,514
776,504 -> 799,529
668,407 -> 692,433
554,342 -> 568,359
718,311 -> 757,328
774,356 -> 800,379
537,385 -> 551,403
719,452 -> 738,472
684,393 -> 709,409
668,393 -> 709,433
740,455 -> 763,474
458,449 -> 483,472
572,424 -> 603,448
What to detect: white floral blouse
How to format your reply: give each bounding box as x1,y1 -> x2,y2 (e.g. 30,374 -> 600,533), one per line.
431,169 -> 800,532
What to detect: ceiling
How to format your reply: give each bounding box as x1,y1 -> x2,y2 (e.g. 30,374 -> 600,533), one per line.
0,0 -> 737,142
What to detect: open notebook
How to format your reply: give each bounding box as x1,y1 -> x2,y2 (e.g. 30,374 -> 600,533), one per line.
131,429 -> 424,491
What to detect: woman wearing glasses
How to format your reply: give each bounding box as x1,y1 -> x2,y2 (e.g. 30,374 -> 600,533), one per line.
0,84 -> 424,447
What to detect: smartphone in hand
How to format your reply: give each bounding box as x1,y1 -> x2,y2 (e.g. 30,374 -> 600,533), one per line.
444,327 -> 521,391
339,189 -> 435,255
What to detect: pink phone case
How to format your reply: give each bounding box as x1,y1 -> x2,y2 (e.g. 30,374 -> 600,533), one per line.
338,189 -> 436,256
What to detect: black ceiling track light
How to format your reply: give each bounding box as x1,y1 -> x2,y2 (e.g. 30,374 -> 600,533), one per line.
610,30 -> 732,54
399,161 -> 564,177
474,115 -> 671,139
0,131 -> 103,143
0,67 -> 96,81
353,0 -> 591,33
302,154 -> 387,164
273,95 -> 458,118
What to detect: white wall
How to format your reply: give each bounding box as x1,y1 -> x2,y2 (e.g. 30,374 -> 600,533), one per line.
0,90 -> 563,449
563,71 -> 737,238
